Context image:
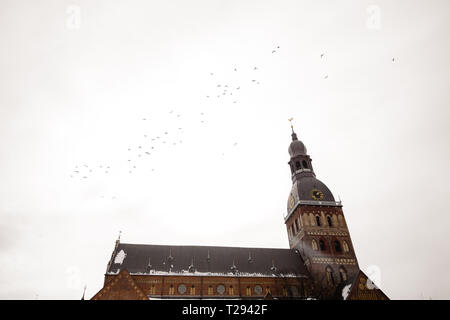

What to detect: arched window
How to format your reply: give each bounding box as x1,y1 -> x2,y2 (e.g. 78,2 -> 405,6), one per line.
312,239 -> 318,251
342,241 -> 350,252
319,239 -> 326,251
315,215 -> 321,227
334,240 -> 342,252
327,216 -> 332,227
339,267 -> 348,282
326,267 -> 335,286
295,161 -> 301,170
150,285 -> 156,295
208,286 -> 213,295
302,160 -> 308,168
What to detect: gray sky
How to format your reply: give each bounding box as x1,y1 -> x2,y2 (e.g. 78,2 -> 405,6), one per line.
0,0 -> 449,300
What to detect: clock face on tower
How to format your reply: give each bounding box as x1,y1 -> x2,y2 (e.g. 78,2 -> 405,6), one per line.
311,189 -> 324,201
288,193 -> 295,209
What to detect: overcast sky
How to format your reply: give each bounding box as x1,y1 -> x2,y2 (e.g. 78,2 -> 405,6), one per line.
0,0 -> 449,300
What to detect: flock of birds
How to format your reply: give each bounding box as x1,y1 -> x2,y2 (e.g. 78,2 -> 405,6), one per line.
69,45 -> 397,200
70,44 -> 283,187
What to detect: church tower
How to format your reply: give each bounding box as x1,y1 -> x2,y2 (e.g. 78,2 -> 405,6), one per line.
284,126 -> 360,298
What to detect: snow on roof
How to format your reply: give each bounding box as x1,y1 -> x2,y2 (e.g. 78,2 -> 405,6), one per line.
114,249 -> 127,265
342,284 -> 352,300
107,243 -> 309,278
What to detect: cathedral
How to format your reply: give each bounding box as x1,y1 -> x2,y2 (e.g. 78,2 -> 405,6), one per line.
91,127 -> 389,300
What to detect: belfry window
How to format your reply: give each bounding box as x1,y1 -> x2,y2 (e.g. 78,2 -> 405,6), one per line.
295,161 -> 301,170
319,239 -> 326,251
334,240 -> 342,252
327,216 -> 332,227
315,215 -> 321,227
302,160 -> 308,168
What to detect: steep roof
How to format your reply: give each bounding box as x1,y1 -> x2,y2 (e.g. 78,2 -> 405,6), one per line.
342,270 -> 389,300
91,269 -> 148,300
107,243 -> 310,278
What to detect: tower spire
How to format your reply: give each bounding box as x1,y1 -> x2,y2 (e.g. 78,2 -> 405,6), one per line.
288,117 -> 298,141
81,285 -> 87,300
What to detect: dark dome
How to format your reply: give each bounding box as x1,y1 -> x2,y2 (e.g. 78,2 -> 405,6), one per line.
287,177 -> 335,212
288,140 -> 307,157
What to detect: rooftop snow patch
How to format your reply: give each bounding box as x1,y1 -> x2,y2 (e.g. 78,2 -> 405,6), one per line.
114,249 -> 127,265
342,284 -> 352,300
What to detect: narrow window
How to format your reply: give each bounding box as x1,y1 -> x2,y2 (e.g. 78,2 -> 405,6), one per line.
315,215 -> 321,227
295,161 -> 301,169
339,267 -> 348,282
229,286 -> 234,295
342,241 -> 350,252
169,285 -> 174,295
334,240 -> 342,252
326,267 -> 335,286
190,285 -> 195,295
319,239 -> 326,251
208,286 -> 213,295
302,160 -> 308,168
150,285 -> 156,295
295,219 -> 299,232
246,286 -> 251,296
291,224 -> 295,236
327,216 -> 332,227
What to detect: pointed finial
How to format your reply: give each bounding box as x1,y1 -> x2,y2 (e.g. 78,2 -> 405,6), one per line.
147,258 -> 152,269
288,117 -> 298,141
288,117 -> 294,133
81,285 -> 87,300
